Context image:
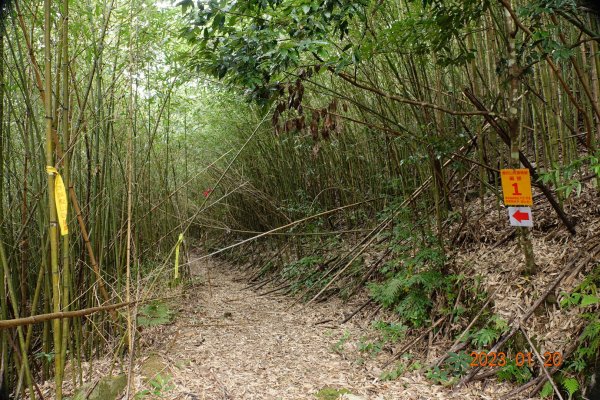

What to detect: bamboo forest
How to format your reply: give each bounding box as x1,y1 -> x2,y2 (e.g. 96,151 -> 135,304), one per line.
1,0 -> 600,398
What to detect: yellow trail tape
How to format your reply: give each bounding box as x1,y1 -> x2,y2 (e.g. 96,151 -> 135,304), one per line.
46,166 -> 69,236
174,233 -> 184,280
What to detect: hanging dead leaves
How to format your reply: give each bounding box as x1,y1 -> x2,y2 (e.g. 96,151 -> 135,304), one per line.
272,68 -> 345,155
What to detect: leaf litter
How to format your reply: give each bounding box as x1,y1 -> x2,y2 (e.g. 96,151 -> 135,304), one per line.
124,257 -> 535,399
36,187 -> 599,399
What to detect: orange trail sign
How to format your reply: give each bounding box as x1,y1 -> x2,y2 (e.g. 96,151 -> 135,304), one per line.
500,169 -> 533,206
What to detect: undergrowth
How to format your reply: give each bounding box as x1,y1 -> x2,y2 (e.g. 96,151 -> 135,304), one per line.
367,207 -> 451,328
358,321 -> 407,358
137,301 -> 175,327
283,255 -> 326,293
209,191 -> 600,397
548,263 -> 600,399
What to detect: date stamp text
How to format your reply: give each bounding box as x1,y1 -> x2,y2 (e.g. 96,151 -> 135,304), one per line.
469,351 -> 563,368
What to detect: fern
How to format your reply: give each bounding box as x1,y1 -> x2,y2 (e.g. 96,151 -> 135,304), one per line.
559,269 -> 600,381
570,315 -> 600,372
282,256 -> 322,279
497,360 -> 532,384
561,377 -> 579,399
381,277 -> 405,305
540,381 -> 553,398
472,328 -> 498,348
445,352 -> 471,376
490,315 -> 509,333
372,321 -> 406,343
368,222 -> 451,327
137,302 -> 174,327
406,270 -> 443,291
397,290 -> 435,325
370,265 -> 448,327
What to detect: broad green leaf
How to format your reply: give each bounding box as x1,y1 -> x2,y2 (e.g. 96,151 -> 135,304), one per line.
580,295 -> 600,307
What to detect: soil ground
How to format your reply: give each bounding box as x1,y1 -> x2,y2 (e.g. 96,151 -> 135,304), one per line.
124,256 -> 526,400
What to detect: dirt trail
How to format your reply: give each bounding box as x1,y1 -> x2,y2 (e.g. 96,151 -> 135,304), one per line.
137,257 -> 523,400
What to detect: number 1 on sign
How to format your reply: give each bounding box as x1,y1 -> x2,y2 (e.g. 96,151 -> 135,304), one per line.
512,183 -> 522,196
500,169 -> 533,206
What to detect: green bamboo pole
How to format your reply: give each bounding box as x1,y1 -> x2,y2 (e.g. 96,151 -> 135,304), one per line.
43,0 -> 63,397
59,0 -> 71,380
0,31 -> 8,395
502,0 -> 536,275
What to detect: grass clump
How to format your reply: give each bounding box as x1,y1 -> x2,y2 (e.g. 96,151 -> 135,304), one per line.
315,387 -> 352,400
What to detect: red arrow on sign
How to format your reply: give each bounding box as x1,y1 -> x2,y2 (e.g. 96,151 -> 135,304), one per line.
512,210 -> 530,223
508,206 -> 533,227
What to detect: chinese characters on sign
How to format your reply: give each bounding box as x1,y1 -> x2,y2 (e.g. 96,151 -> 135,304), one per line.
500,169 -> 533,206
500,169 -> 533,227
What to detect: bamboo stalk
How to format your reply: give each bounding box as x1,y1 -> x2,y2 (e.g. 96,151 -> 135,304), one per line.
0,301 -> 133,330
42,0 -> 64,396
59,0 -> 71,380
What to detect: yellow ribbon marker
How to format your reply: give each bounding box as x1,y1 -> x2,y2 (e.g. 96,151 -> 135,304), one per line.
174,233 -> 184,280
46,166 -> 69,236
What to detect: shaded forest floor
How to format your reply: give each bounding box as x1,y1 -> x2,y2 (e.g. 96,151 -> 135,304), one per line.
34,190 -> 600,400
56,256 -> 533,400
